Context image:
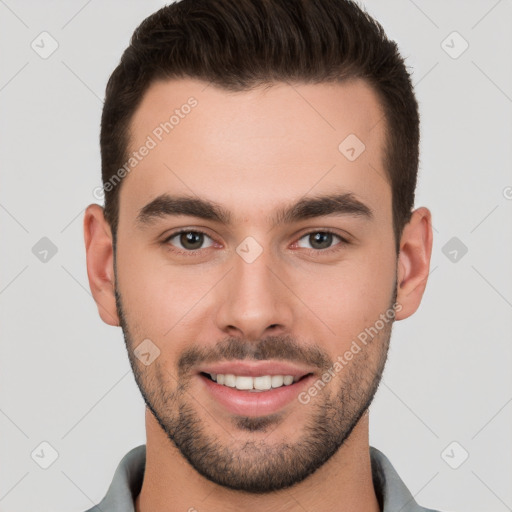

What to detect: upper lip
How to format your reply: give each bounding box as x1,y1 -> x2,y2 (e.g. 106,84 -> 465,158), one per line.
197,361 -> 315,379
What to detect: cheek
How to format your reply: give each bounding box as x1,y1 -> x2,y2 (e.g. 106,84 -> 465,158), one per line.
116,244 -> 216,336
116,243 -> 168,334
300,251 -> 396,347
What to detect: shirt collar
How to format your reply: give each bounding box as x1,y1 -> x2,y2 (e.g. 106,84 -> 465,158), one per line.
88,444 -> 438,512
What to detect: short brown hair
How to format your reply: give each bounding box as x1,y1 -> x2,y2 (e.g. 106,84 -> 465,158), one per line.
100,0 -> 420,254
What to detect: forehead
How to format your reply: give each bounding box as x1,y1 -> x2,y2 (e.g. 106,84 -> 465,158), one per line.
121,77 -> 390,226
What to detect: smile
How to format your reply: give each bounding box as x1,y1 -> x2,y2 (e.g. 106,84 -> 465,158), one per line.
199,370 -> 315,417
203,372 -> 303,392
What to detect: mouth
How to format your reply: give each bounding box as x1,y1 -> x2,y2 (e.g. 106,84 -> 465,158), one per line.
200,371 -> 311,392
196,362 -> 316,417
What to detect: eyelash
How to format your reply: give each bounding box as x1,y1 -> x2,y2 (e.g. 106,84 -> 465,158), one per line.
161,228 -> 350,256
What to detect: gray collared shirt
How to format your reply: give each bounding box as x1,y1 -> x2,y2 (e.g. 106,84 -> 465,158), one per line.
84,445 -> 443,512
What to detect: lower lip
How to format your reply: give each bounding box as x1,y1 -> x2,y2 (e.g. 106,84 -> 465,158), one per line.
199,373 -> 314,417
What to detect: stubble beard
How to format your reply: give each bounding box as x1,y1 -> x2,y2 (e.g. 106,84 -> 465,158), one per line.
115,282 -> 396,493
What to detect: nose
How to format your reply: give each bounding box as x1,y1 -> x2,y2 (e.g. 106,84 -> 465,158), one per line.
214,246 -> 294,341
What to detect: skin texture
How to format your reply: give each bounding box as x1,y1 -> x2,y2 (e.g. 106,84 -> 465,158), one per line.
84,77 -> 433,512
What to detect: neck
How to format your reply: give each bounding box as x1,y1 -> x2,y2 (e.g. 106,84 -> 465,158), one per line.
135,408 -> 380,512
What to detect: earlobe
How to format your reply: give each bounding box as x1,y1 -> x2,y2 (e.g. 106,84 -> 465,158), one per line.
83,204 -> 120,326
395,207 -> 433,321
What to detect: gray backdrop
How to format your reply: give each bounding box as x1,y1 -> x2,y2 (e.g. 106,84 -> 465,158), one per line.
0,1 -> 511,511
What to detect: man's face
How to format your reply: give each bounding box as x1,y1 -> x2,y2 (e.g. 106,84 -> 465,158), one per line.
114,78 -> 398,492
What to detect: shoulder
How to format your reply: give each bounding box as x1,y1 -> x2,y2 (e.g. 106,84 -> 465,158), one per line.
82,445 -> 146,512
370,446 -> 447,512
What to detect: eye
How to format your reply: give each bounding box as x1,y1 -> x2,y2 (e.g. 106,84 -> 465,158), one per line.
164,230 -> 215,252
296,230 -> 348,251
162,228 -> 349,256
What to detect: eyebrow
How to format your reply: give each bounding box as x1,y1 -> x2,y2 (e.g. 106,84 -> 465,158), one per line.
135,192 -> 374,228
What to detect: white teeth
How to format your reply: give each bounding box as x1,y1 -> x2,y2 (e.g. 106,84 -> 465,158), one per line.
209,373 -> 298,390
223,374 -> 236,387
271,375 -> 284,388
235,376 -> 253,390
254,375 -> 272,390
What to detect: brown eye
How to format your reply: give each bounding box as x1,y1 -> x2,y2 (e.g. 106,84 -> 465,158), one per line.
296,231 -> 346,251
166,230 -> 214,252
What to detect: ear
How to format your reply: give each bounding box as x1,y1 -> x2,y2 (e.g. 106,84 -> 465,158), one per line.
395,207 -> 433,321
83,204 -> 119,326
